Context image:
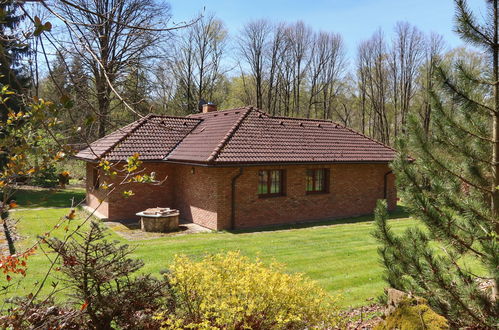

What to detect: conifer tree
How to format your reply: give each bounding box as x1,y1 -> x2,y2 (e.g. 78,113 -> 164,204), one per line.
46,222 -> 168,329
0,0 -> 30,168
0,0 -> 30,116
374,0 -> 499,327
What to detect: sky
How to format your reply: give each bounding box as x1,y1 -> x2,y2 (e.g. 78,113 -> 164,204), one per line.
169,0 -> 485,59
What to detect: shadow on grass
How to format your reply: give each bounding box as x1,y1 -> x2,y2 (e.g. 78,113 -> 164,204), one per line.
11,187 -> 86,208
227,204 -> 410,234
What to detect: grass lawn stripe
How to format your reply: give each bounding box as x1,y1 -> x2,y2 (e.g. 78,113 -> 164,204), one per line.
9,191 -> 417,308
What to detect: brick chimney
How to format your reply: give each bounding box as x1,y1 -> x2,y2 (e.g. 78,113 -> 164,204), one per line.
202,102 -> 217,113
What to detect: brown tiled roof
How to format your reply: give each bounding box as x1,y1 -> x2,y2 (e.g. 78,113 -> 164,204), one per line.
166,107 -> 251,162
211,110 -> 396,163
75,114 -> 201,161
76,107 -> 397,164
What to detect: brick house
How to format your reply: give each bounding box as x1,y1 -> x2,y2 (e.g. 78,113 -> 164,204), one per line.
76,105 -> 397,230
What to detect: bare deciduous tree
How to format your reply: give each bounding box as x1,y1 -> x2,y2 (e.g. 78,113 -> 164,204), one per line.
309,31 -> 347,119
172,13 -> 227,113
420,32 -> 445,136
389,22 -> 425,137
54,0 -> 171,137
237,19 -> 271,109
266,23 -> 287,115
357,29 -> 391,144
287,21 -> 313,115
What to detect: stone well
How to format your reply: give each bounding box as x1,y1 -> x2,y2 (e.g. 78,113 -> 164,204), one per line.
136,207 -> 180,233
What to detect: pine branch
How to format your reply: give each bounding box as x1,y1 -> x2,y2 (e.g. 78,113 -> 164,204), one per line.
454,0 -> 494,47
435,66 -> 495,115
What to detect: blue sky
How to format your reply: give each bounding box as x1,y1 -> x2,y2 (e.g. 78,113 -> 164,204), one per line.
169,0 -> 485,58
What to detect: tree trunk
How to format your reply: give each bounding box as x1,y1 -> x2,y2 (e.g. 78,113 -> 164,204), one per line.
491,0 -> 499,302
96,74 -> 111,138
492,0 -> 499,233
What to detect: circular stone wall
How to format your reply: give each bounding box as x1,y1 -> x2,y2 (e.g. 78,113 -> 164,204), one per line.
139,213 -> 179,232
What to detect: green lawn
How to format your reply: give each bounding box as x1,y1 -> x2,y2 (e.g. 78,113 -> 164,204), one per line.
7,188 -> 417,309
11,187 -> 86,208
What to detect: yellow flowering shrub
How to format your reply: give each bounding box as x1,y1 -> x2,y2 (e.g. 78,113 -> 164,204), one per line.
156,251 -> 343,329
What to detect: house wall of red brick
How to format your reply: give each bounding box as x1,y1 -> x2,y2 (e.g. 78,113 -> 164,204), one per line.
108,162 -> 175,221
215,168 -> 241,230
173,165 -> 220,229
85,162 -> 396,230
85,163 -> 109,218
219,163 -> 396,229
85,162 -> 175,221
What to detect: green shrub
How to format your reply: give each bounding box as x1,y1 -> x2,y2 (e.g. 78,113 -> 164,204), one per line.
29,159 -> 83,188
46,222 -> 169,329
56,158 -> 86,181
156,251 -> 343,329
1,222 -> 169,329
30,166 -> 59,188
375,297 -> 449,330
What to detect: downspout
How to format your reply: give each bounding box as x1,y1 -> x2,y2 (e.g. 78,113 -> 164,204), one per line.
384,170 -> 393,200
231,167 -> 243,230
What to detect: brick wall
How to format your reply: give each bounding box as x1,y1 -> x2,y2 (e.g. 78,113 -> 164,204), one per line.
85,162 -> 175,221
85,163 -> 109,218
173,165 -> 220,229
84,161 -> 396,230
222,163 -> 396,229
108,162 -> 175,221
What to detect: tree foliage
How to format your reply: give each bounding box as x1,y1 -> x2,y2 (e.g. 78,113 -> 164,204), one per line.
0,0 -> 30,117
374,0 -> 499,327
46,222 -> 169,329
53,0 -> 172,138
0,0 -> 31,169
157,251 -> 343,329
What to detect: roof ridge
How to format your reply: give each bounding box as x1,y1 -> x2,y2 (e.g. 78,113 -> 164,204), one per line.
149,114 -> 202,121
251,108 -> 270,117
271,115 -> 334,123
189,106 -> 251,117
162,118 -> 204,161
99,116 -> 151,160
206,107 -> 253,163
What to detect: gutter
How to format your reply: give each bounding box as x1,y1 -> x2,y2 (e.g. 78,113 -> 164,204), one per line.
231,167 -> 244,230
384,170 -> 393,199
74,159 -> 394,166
164,159 -> 394,167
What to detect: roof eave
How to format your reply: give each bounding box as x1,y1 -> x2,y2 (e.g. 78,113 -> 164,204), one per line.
163,159 -> 394,167
72,154 -> 98,162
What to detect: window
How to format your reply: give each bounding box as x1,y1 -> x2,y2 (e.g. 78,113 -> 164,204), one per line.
92,167 -> 100,190
258,170 -> 285,197
306,169 -> 329,194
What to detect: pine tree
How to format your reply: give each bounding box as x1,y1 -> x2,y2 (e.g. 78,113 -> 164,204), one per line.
0,0 -> 30,116
0,0 -> 30,168
119,60 -> 151,120
374,0 -> 499,327
46,222 -> 168,329
67,55 -> 94,142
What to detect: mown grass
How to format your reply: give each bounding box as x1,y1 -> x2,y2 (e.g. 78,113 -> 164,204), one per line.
7,191 -> 417,309
11,187 -> 86,208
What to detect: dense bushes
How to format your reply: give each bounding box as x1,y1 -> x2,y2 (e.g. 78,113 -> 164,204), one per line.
30,165 -> 59,188
28,158 -> 85,188
1,222 -> 169,329
57,158 -> 85,182
1,297 -> 86,329
1,224 -> 342,329
47,222 -> 169,329
156,252 -> 343,329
